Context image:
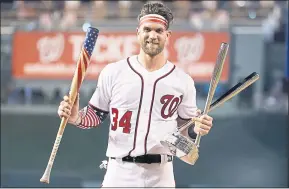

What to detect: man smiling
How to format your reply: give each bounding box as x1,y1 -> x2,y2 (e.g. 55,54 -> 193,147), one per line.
57,1 -> 214,187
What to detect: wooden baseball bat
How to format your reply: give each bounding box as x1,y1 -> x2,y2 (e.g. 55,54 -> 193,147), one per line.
178,72 -> 259,138
40,27 -> 99,184
179,43 -> 229,132
194,42 -> 229,147
209,72 -> 259,112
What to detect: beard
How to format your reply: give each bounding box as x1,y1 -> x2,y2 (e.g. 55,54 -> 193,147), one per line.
141,41 -> 164,57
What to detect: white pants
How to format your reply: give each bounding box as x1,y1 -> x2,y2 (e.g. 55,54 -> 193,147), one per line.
101,158 -> 175,187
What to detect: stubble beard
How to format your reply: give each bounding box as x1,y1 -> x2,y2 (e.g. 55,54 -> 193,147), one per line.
141,42 -> 164,57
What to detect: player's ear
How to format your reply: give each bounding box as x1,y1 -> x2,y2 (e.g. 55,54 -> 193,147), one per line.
166,30 -> 172,38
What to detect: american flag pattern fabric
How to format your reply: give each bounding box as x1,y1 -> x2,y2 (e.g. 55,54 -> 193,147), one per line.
75,27 -> 99,92
77,105 -> 100,129
76,104 -> 108,129
83,27 -> 98,57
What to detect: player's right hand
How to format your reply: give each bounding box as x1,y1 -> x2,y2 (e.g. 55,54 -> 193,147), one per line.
57,94 -> 80,124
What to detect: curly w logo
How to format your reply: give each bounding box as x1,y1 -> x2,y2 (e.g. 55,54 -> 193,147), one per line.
160,95 -> 183,119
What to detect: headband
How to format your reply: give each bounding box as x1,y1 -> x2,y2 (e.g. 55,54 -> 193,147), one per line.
139,14 -> 168,29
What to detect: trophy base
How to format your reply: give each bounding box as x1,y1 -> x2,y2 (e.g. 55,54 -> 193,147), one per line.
161,132 -> 200,165
179,145 -> 199,165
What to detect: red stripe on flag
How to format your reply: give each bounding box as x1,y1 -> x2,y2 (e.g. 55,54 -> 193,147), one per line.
87,107 -> 99,125
77,55 -> 83,91
83,48 -> 89,70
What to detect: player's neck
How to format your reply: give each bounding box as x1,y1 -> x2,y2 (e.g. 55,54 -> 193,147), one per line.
138,51 -> 167,72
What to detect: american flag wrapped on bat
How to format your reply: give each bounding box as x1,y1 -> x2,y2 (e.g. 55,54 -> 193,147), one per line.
40,27 -> 99,184
68,27 -> 99,109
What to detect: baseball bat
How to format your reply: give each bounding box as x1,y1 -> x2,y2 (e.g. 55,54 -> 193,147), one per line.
178,72 -> 259,137
40,27 -> 99,184
194,42 -> 229,147
209,72 -> 259,112
179,43 -> 229,132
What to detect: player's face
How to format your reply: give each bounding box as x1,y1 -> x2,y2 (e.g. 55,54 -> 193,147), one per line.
137,22 -> 171,57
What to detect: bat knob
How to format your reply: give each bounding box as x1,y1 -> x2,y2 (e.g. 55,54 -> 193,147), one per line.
40,170 -> 50,184
87,26 -> 99,34
40,177 -> 49,184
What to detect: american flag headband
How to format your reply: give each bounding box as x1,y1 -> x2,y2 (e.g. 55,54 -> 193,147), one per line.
139,14 -> 168,29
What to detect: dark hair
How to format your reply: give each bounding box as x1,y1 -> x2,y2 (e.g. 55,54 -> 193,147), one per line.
138,1 -> 174,29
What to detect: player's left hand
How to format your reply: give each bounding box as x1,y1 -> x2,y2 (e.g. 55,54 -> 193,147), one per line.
193,109 -> 213,136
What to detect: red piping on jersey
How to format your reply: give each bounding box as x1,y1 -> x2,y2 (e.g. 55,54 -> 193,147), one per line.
127,57 -> 144,156
144,65 -> 176,154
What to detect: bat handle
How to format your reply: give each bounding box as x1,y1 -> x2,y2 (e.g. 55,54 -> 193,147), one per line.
194,108 -> 210,147
40,117 -> 68,184
195,133 -> 201,147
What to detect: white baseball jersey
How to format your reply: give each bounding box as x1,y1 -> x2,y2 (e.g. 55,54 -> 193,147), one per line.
89,55 -> 198,158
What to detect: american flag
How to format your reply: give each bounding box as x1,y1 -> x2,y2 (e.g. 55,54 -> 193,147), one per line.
75,27 -> 99,91
83,27 -> 99,57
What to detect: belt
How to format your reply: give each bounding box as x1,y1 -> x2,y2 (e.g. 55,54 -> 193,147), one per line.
110,154 -> 173,164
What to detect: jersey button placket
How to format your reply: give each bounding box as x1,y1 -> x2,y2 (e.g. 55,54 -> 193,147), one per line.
143,75 -> 154,115
141,76 -> 148,115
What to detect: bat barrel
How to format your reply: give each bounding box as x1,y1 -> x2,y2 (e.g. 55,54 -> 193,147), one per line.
203,42 -> 229,114
69,27 -> 99,105
194,42 -> 229,147
209,72 -> 259,112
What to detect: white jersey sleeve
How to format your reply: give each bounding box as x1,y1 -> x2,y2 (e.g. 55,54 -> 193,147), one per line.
89,64 -> 112,112
177,75 -> 198,119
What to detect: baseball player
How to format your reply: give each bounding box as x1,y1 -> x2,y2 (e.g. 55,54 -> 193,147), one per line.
58,2 -> 213,187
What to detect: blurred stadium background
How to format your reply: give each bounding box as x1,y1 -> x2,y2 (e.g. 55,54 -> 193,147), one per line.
1,0 -> 288,187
